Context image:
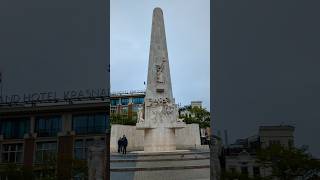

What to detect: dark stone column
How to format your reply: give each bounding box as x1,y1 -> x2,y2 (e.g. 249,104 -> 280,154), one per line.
23,133 -> 36,167
57,132 -> 75,180
105,130 -> 110,180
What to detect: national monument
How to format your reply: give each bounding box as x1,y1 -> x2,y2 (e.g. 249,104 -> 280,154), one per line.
136,7 -> 186,152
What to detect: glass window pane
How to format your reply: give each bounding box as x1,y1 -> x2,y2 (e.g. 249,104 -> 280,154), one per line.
36,116 -> 61,137
16,152 -> 22,163
2,153 -> 8,162
121,98 -> 129,105
9,152 -> 15,162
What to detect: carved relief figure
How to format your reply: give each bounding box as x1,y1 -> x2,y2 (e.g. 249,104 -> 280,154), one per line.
156,58 -> 165,83
137,108 -> 144,123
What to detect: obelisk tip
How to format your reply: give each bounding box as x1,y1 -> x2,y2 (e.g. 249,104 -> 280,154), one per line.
153,7 -> 163,14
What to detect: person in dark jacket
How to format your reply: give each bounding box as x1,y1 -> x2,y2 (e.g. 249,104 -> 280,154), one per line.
117,137 -> 122,153
122,135 -> 128,154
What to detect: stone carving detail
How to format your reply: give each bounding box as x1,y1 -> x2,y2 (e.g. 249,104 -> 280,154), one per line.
156,62 -> 165,83
137,107 -> 145,123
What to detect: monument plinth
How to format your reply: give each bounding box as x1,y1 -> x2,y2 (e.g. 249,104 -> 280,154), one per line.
136,7 -> 186,152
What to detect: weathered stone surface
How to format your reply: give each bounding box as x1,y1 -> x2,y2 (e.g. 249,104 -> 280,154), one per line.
111,124 -> 200,152
136,7 -> 186,152
88,139 -> 106,180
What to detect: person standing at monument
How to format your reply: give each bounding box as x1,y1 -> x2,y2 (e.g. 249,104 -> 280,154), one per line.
117,137 -> 122,153
122,135 -> 128,154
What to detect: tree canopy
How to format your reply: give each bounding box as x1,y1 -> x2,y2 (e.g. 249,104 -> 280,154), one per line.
180,106 -> 211,128
256,144 -> 320,180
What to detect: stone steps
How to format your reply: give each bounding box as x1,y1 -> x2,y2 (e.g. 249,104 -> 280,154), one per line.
110,150 -> 210,170
110,150 -> 210,180
111,164 -> 210,172
111,150 -> 209,157
111,159 -> 209,169
111,156 -> 209,163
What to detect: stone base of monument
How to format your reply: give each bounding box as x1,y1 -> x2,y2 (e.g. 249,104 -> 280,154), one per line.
110,124 -> 201,153
110,148 -> 210,180
144,127 -> 176,152
130,149 -> 190,154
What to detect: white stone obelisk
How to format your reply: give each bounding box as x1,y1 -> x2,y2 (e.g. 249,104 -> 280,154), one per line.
136,7 -> 185,152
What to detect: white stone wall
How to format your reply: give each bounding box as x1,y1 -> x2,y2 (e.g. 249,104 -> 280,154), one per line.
110,124 -> 201,152
110,124 -> 144,152
175,123 -> 201,149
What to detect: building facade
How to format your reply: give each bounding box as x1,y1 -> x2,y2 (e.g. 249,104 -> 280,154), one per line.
110,90 -> 145,120
222,125 -> 295,178
0,99 -> 110,179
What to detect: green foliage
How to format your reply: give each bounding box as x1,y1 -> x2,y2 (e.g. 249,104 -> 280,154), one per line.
110,112 -> 137,126
221,170 -> 271,180
0,164 -> 33,180
0,157 -> 88,180
180,106 -> 211,128
256,144 -> 320,180
72,159 -> 88,180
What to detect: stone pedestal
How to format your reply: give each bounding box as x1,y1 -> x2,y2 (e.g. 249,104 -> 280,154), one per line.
144,127 -> 176,152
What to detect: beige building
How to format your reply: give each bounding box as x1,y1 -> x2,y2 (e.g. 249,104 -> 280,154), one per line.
259,125 -> 294,148
191,101 -> 202,108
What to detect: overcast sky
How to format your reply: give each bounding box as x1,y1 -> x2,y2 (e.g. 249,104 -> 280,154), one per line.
110,0 -> 210,109
214,0 -> 320,157
0,0 -> 108,99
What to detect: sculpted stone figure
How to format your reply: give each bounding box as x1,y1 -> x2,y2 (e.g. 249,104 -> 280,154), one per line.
156,62 -> 165,83
137,108 -> 145,123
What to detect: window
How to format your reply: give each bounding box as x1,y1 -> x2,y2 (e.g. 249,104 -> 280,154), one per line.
35,142 -> 57,163
0,118 -> 30,139
1,144 -> 23,163
253,166 -> 260,177
74,139 -> 94,160
35,116 -> 61,137
132,97 -> 144,104
132,105 -> 141,112
110,106 -> 117,114
288,139 -> 294,148
229,167 -> 236,173
72,113 -> 109,134
241,166 -> 248,175
121,107 -> 128,114
121,98 -> 129,105
111,99 -> 120,106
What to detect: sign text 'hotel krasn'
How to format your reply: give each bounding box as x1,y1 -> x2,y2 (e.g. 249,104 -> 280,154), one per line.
0,88 -> 109,104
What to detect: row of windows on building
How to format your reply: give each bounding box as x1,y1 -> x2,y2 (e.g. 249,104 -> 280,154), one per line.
110,97 -> 144,106
0,113 -> 109,139
229,166 -> 261,177
1,138 -> 103,163
110,104 -> 143,114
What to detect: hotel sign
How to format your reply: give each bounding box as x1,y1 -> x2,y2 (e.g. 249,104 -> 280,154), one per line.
0,88 -> 109,104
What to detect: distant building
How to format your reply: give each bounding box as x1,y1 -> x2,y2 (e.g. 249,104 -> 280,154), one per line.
179,101 -> 203,117
259,125 -> 295,148
191,101 -> 202,108
222,125 -> 295,178
110,90 -> 145,119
